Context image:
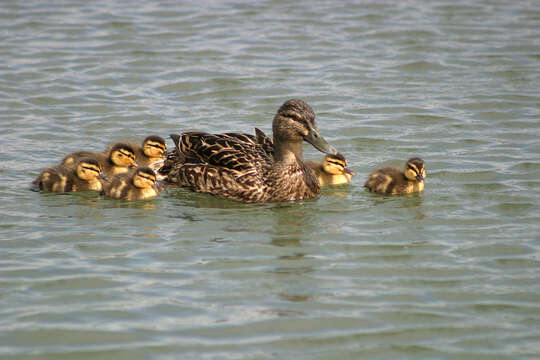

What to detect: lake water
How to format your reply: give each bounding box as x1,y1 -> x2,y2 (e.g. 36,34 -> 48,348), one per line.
1,0 -> 540,359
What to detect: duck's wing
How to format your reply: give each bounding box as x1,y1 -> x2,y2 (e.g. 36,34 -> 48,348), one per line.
164,131 -> 274,202
177,132 -> 269,173
254,128 -> 274,158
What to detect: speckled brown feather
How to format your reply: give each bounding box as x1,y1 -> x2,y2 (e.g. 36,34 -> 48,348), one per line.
160,100 -> 336,203
163,129 -> 319,203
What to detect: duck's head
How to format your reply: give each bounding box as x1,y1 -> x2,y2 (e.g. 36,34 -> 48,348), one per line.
404,157 -> 426,182
272,99 -> 337,156
132,167 -> 159,189
142,135 -> 167,158
75,158 -> 103,181
322,153 -> 355,178
109,143 -> 137,168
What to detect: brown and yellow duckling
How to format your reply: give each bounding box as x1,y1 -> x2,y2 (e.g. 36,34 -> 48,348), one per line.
306,153 -> 354,186
160,99 -> 338,203
364,157 -> 426,195
32,157 -> 105,193
132,135 -> 167,168
62,143 -> 137,177
103,167 -> 162,201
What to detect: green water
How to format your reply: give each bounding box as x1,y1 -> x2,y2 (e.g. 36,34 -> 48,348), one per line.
1,1 -> 540,359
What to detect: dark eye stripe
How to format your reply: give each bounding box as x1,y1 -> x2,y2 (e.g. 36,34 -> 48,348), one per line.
327,160 -> 345,167
149,143 -> 165,150
119,151 -> 135,159
138,175 -> 155,182
82,166 -> 100,172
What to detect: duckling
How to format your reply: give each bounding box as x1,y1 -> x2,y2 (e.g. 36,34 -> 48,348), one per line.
364,157 -> 426,195
32,157 -> 104,193
103,167 -> 161,201
306,153 -> 355,186
132,135 -> 167,167
62,143 -> 137,177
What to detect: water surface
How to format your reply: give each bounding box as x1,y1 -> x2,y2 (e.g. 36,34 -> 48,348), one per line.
1,0 -> 540,359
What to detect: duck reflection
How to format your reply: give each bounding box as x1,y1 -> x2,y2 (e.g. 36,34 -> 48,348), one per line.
267,203 -> 321,304
269,202 -> 315,249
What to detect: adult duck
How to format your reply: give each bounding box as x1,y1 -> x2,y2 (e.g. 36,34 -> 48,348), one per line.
161,99 -> 338,203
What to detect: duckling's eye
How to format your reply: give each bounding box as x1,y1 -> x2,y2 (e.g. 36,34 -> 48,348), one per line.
118,151 -> 133,159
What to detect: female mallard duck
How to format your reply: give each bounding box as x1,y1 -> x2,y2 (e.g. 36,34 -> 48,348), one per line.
32,157 -> 104,193
364,157 -> 426,195
103,167 -> 162,201
160,99 -> 338,203
306,153 -> 354,186
62,143 -> 137,177
132,135 -> 167,168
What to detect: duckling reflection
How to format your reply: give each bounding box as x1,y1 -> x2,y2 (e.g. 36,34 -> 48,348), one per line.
364,157 -> 426,195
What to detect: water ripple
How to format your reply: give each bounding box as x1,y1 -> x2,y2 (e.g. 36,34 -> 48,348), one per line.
1,0 -> 540,359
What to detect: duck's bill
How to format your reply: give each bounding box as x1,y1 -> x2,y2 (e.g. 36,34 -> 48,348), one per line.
345,168 -> 355,175
304,129 -> 338,155
416,174 -> 424,182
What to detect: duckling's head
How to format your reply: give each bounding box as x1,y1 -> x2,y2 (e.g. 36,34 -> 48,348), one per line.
109,143 -> 137,168
75,158 -> 102,181
272,99 -> 337,155
132,167 -> 158,189
142,135 -> 166,158
322,153 -> 355,177
404,157 -> 426,182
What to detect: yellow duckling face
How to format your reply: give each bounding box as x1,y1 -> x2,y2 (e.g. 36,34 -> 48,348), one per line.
321,153 -> 350,175
142,135 -> 167,158
404,157 -> 426,182
110,144 -> 137,168
76,158 -> 102,181
132,167 -> 157,189
321,153 -> 355,184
